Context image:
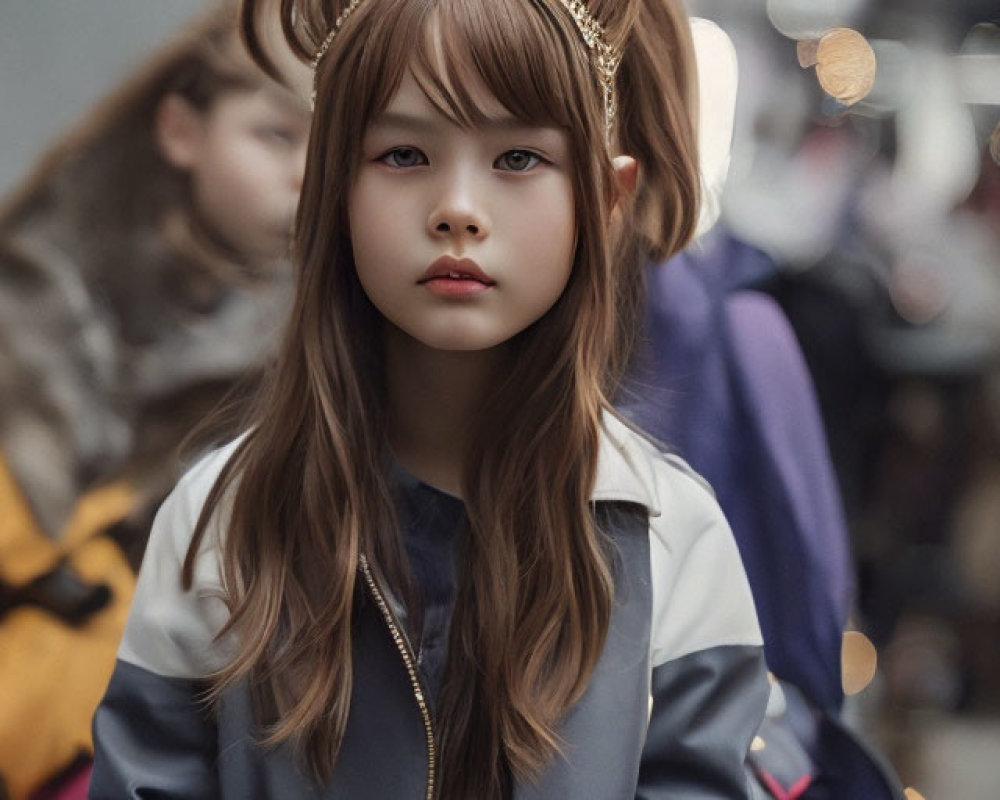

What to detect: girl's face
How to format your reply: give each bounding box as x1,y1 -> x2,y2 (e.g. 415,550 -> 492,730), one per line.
348,69 -> 577,352
159,85 -> 311,261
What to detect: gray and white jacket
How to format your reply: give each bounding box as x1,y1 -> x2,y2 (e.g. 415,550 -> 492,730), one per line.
90,414 -> 769,799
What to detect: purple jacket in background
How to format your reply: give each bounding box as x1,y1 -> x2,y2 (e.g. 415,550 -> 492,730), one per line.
621,232 -> 853,712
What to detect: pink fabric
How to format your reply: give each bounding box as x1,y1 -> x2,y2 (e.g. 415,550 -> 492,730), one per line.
29,761 -> 91,800
757,768 -> 814,800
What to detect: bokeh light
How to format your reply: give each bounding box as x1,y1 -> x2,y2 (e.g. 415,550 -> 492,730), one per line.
842,630 -> 879,696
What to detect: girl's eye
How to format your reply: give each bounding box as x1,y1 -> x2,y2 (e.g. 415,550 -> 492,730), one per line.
495,149 -> 542,172
255,127 -> 297,146
381,147 -> 428,168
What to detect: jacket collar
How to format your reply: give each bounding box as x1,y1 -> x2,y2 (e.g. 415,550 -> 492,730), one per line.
592,412 -> 662,517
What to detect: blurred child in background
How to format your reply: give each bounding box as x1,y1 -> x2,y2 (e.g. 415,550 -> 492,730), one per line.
0,4 -> 308,796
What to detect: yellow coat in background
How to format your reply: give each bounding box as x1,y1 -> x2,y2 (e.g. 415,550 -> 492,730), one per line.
0,457 -> 136,800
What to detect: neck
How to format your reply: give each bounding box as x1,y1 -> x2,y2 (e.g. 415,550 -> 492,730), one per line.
384,324 -> 508,497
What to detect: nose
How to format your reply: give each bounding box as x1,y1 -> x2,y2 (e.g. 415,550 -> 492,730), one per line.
427,170 -> 491,241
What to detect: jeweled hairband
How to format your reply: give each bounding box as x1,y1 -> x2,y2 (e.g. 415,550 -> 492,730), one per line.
309,0 -> 623,141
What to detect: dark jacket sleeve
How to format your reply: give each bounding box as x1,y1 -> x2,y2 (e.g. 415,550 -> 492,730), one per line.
90,661 -> 220,799
636,644 -> 770,799
636,454 -> 771,799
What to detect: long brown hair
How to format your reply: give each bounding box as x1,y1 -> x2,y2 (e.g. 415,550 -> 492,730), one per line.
185,0 -> 699,795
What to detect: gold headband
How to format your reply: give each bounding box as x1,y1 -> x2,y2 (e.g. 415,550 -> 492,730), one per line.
310,0 -> 623,140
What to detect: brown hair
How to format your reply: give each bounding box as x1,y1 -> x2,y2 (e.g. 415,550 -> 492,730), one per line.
185,0 -> 699,795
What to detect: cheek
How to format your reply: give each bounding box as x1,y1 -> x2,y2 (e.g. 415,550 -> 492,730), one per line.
225,142 -> 286,201
191,148 -> 296,257
348,183 -> 377,246
349,183 -> 404,299
520,185 -> 576,285
209,134 -> 294,209
195,151 -> 263,224
351,174 -> 410,224
348,186 -> 379,271
350,179 -> 412,263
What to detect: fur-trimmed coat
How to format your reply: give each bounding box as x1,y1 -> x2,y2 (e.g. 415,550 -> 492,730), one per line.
0,210 -> 291,544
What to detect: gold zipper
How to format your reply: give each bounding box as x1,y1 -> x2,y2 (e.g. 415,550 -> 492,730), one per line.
359,554 -> 437,800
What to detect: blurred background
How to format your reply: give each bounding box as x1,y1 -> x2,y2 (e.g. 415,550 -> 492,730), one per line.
0,1 -> 998,799
0,3 -> 307,797
687,1 -> 1000,798
0,2 -> 205,196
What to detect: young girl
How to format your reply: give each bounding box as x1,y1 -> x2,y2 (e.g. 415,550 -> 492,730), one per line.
90,0 -> 768,797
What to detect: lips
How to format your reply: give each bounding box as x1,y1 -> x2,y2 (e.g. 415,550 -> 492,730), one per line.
419,255 -> 496,287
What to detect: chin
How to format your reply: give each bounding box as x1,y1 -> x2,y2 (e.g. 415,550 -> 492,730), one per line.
425,336 -> 503,353
406,327 -> 510,353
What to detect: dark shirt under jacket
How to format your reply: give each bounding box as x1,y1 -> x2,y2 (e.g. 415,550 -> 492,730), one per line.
391,466 -> 465,705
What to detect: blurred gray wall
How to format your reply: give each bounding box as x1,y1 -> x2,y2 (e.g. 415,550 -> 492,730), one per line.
0,1 -> 208,196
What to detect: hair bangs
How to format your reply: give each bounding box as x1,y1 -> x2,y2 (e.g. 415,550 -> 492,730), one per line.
403,0 -> 595,132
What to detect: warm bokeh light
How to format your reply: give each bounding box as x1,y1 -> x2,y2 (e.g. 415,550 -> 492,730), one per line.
842,630 -> 879,696
904,788 -> 927,800
888,259 -> 950,326
797,28 -> 877,106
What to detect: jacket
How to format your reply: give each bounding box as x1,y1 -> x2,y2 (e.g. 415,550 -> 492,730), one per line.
90,413 -> 769,799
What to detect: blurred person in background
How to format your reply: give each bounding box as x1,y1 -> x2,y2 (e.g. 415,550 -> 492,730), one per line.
622,16 -> 904,798
687,2 -> 1000,794
0,3 -> 308,797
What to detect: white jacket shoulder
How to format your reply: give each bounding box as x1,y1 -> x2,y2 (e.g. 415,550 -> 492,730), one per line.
648,449 -> 763,667
595,415 -> 762,668
116,438 -> 242,679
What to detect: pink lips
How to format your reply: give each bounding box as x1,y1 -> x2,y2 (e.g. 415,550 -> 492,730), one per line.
418,255 -> 495,298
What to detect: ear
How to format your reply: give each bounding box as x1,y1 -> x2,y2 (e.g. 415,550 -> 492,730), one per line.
155,93 -> 206,170
611,155 -> 639,212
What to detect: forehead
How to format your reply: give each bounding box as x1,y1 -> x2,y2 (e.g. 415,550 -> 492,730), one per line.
215,83 -> 311,122
381,65 -> 509,126
259,83 -> 312,120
